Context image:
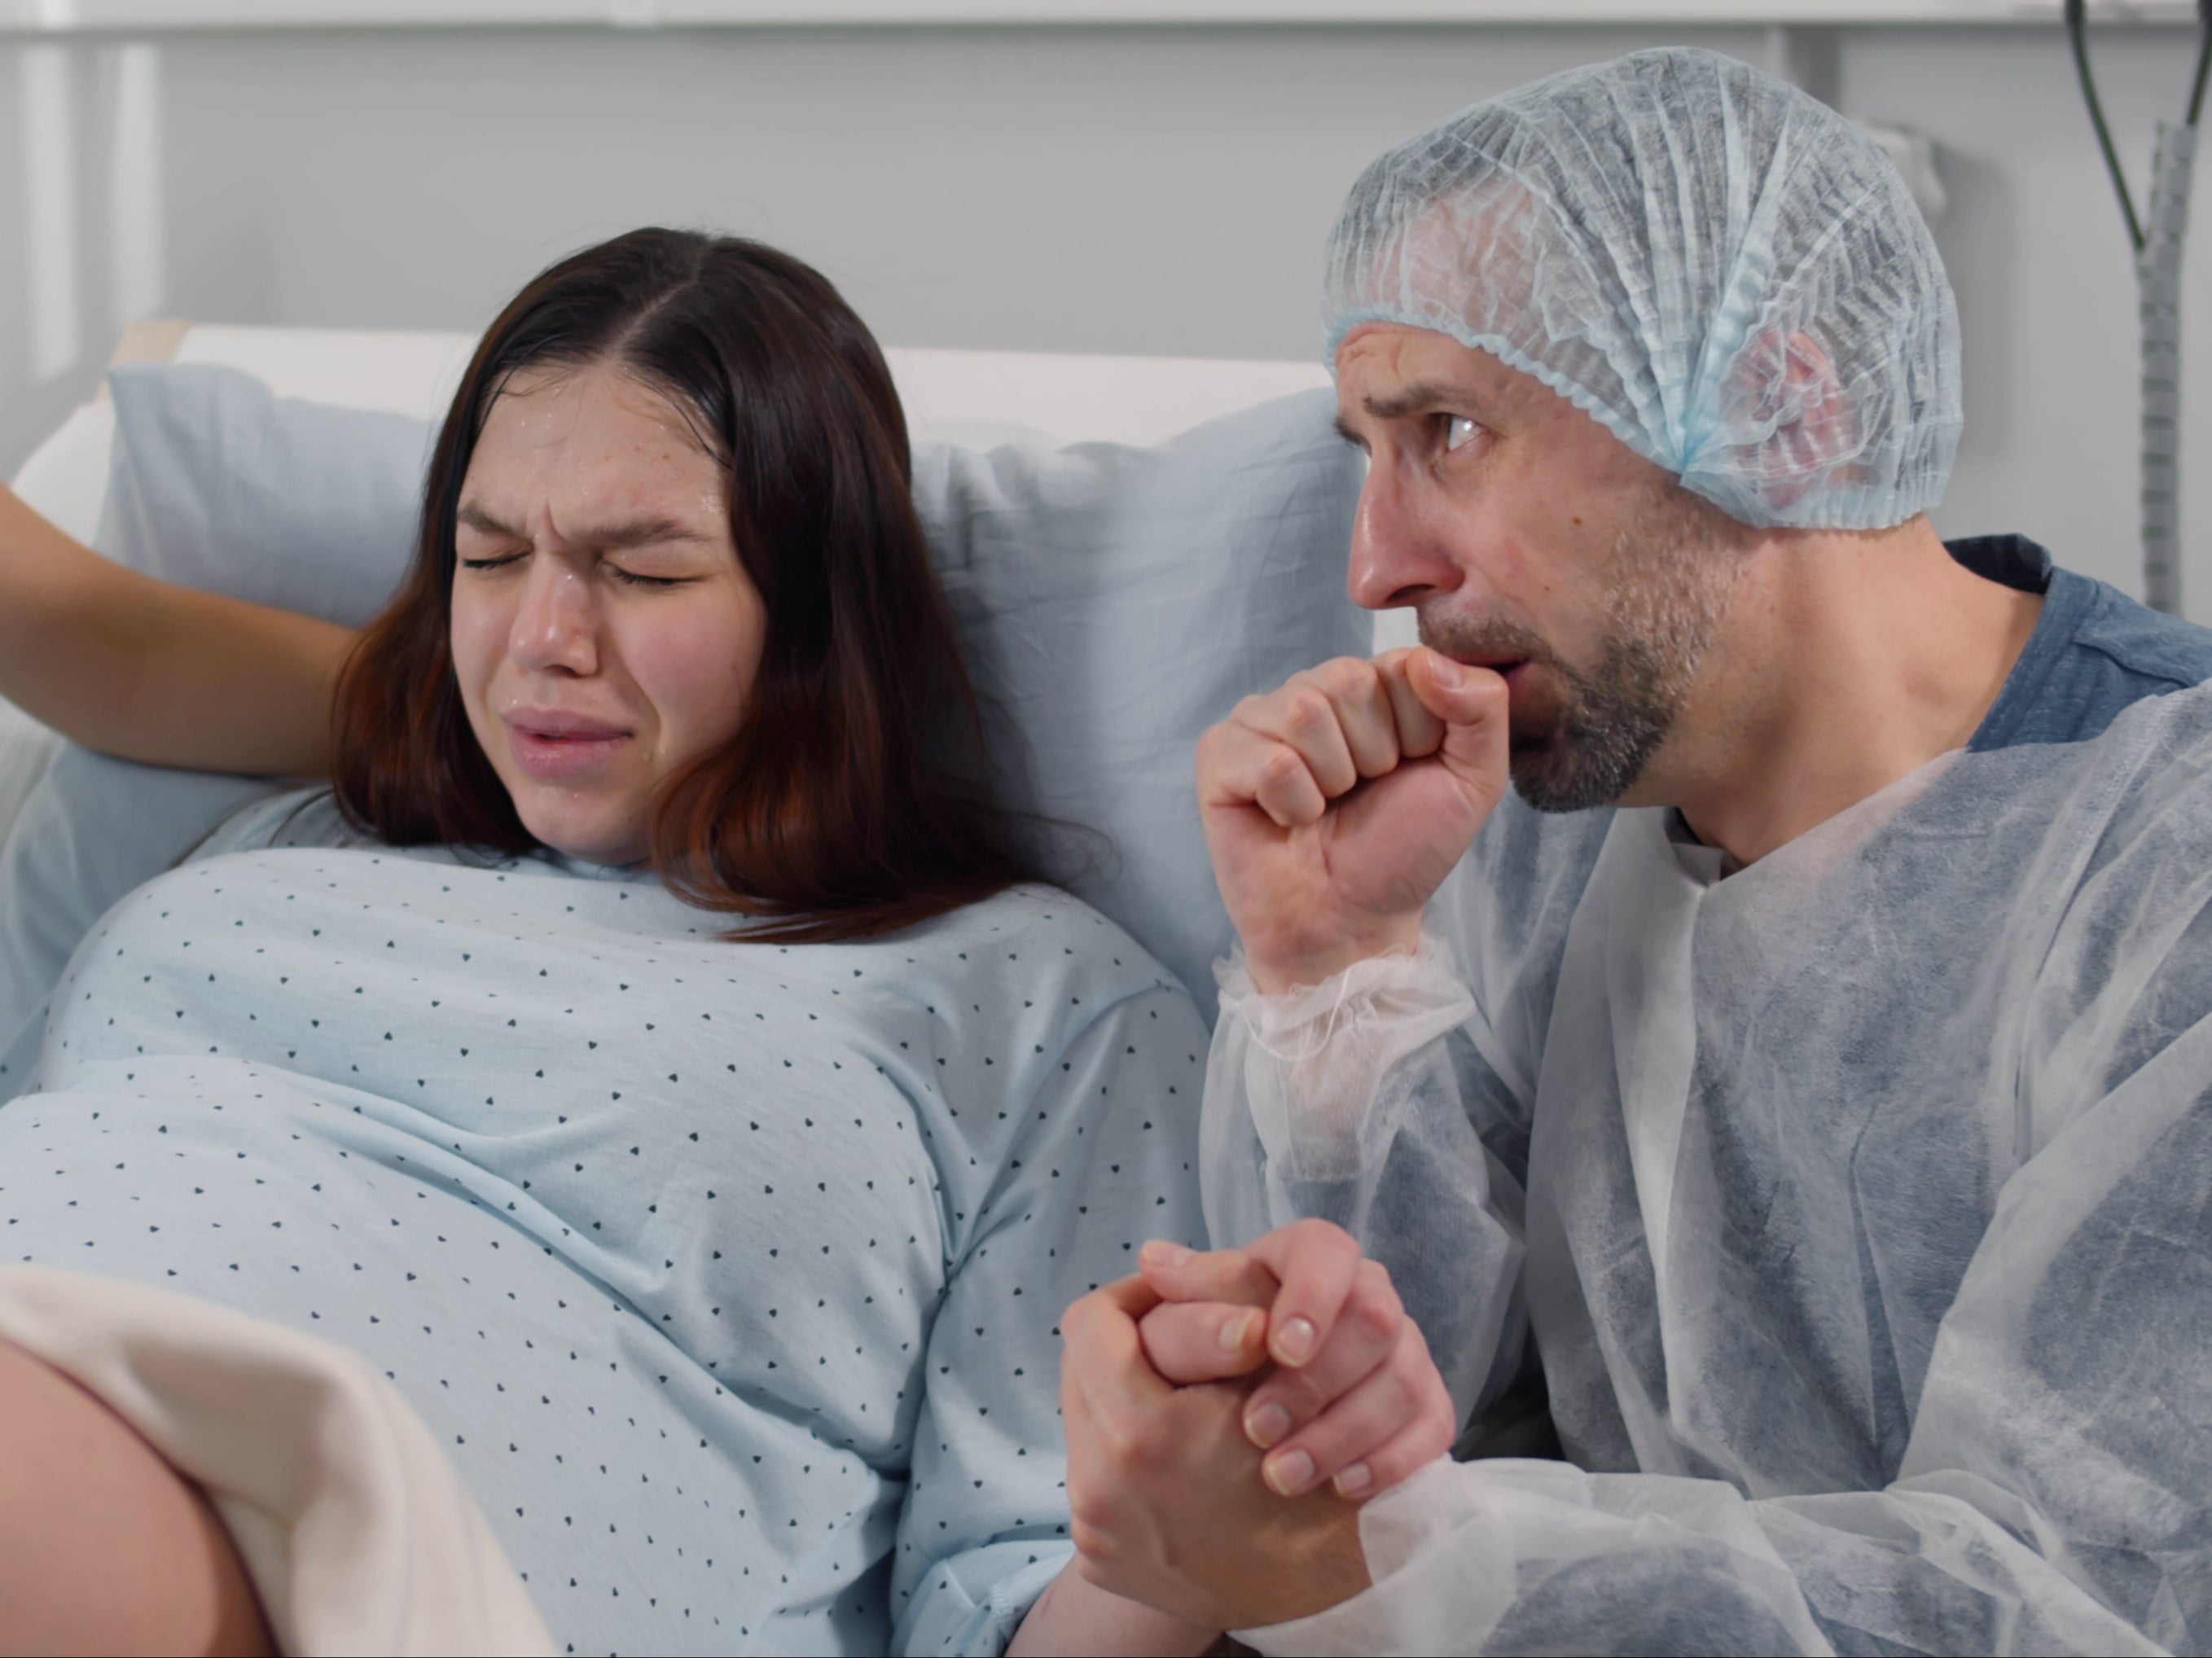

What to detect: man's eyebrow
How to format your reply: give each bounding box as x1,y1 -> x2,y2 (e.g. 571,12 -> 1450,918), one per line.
455,505 -> 710,550
1362,381 -> 1477,421
1333,381 -> 1481,447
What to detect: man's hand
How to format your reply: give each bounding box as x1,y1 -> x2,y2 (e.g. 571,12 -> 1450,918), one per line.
1132,1222 -> 1457,1502
1196,647 -> 1508,992
1061,1276 -> 1373,1632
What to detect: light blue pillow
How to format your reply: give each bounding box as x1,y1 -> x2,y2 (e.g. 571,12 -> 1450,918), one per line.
915,413 -> 1368,1017
0,362 -> 1363,1086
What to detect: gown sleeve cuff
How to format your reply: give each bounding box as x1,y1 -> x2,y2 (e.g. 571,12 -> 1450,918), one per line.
1210,934 -> 1475,1184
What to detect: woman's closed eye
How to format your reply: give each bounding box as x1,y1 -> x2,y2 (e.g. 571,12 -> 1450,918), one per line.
457,549 -> 696,589
603,564 -> 692,590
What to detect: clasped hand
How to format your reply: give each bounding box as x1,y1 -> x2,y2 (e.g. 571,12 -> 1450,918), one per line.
1058,1220 -> 1457,1632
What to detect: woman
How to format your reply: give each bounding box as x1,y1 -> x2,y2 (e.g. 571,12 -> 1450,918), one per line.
0,230 -> 1235,1657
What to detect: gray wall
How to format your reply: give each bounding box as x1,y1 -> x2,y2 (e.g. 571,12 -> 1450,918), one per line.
2,20 -> 2209,614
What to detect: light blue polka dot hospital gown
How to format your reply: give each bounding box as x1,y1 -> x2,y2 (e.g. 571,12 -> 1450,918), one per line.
0,793 -> 1209,1656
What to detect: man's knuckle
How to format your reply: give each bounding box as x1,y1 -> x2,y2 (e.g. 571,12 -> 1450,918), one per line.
1409,1371 -> 1458,1428
1402,1311 -> 1438,1363
1415,1411 -> 1459,1460
1095,1416 -> 1141,1469
1379,1353 -> 1432,1414
1357,1256 -> 1402,1305
1289,1217 -> 1358,1267
1275,694 -> 1321,739
1259,745 -> 1308,788
1265,1370 -> 1329,1423
1347,1289 -> 1402,1347
1318,656 -> 1375,700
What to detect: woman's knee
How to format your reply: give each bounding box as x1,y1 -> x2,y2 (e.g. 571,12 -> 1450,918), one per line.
0,1336 -> 274,1657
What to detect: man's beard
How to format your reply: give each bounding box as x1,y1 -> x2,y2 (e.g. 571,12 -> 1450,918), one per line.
1422,484 -> 1745,814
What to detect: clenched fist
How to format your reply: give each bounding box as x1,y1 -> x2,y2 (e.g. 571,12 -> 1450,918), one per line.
1196,646 -> 1509,992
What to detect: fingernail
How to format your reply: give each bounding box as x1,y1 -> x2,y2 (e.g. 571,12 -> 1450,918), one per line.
1140,1240 -> 1192,1270
1274,1316 -> 1317,1366
1333,1463 -> 1374,1498
1244,1401 -> 1292,1449
1218,1309 -> 1259,1351
1429,651 -> 1464,688
1264,1449 -> 1316,1497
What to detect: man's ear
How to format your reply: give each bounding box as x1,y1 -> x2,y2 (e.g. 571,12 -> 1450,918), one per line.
1725,327 -> 1854,514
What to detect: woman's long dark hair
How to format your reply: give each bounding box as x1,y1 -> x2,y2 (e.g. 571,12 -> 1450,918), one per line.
331,228 -> 1038,941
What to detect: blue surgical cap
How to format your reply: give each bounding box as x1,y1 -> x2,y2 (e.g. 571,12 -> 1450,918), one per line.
1323,48 -> 1963,531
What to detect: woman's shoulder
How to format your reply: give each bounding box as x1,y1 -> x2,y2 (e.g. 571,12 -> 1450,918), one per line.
188,787 -> 374,862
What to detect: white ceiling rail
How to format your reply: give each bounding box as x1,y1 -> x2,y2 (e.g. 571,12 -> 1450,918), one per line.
0,0 -> 2204,31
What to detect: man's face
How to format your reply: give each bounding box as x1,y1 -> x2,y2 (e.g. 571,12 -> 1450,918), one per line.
1333,323 -> 1748,812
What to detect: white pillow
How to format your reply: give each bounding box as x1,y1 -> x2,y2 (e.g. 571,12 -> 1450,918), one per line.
0,362 -> 1365,1084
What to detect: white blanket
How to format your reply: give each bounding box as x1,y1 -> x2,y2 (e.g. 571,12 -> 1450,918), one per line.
0,1263 -> 552,1656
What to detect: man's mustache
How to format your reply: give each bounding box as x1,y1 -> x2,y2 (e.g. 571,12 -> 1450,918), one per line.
1417,611 -> 1556,673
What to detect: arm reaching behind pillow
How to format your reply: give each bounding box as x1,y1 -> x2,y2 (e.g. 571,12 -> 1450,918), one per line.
0,482 -> 348,778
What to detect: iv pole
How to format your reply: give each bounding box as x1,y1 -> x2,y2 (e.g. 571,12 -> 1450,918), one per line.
2065,0 -> 2212,617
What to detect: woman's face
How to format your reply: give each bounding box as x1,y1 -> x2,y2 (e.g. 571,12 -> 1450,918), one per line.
450,362 -> 766,866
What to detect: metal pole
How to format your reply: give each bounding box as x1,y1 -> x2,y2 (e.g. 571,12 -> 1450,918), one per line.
2139,121 -> 2197,616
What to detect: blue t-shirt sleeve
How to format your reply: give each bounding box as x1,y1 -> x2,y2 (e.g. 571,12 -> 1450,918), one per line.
1966,549 -> 2212,752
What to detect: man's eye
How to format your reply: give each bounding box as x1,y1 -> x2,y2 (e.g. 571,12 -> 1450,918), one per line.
459,552 -> 525,572
607,565 -> 687,590
1445,415 -> 1481,452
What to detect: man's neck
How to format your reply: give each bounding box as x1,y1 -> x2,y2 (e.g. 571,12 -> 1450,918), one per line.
1658,517 -> 2044,868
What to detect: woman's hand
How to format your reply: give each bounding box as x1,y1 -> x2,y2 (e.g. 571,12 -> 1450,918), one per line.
1056,1275 -> 1373,1634
0,480 -> 350,777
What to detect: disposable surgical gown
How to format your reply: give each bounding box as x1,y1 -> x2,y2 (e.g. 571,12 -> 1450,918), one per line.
1204,548 -> 2212,1655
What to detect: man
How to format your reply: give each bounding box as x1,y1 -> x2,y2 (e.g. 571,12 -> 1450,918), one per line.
1050,46 -> 2212,1656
